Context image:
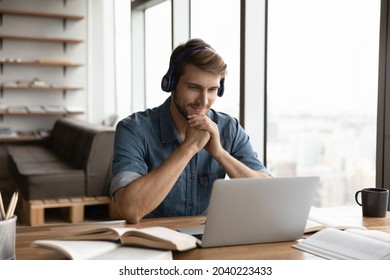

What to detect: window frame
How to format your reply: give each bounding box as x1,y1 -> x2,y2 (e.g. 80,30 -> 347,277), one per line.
377,0 -> 390,207
131,0 -> 389,208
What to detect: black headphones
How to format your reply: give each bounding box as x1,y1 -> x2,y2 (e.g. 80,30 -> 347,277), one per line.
161,45 -> 225,97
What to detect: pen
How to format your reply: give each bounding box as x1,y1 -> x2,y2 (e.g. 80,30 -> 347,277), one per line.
0,191 -> 6,220
5,192 -> 18,220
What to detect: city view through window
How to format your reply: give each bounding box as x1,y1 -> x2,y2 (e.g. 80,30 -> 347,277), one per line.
267,0 -> 380,207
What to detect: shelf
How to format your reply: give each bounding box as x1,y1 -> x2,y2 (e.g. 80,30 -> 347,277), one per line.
0,60 -> 83,67
0,9 -> 84,21
1,85 -> 82,91
0,85 -> 83,98
0,34 -> 83,44
0,134 -> 47,143
0,4 -> 86,130
0,34 -> 83,52
0,9 -> 84,30
0,111 -> 84,121
1,111 -> 83,116
0,130 -> 48,143
0,60 -> 83,75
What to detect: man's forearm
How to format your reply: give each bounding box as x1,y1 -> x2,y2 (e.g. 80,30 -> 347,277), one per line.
115,144 -> 198,223
213,149 -> 270,179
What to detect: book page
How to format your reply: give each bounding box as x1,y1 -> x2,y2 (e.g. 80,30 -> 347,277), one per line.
71,227 -> 136,239
67,226 -> 197,251
304,220 -> 325,233
346,229 -> 390,243
122,227 -> 198,251
295,228 -> 390,259
90,246 -> 173,260
32,240 -> 120,260
32,240 -> 173,260
307,207 -> 366,231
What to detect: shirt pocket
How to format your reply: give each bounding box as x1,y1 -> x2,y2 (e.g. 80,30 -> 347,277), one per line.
149,178 -> 184,218
198,169 -> 226,214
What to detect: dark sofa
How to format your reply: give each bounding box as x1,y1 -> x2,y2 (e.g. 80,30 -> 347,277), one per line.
7,118 -> 115,201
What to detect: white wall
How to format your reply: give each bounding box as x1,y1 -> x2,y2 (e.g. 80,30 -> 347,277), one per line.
0,0 -> 88,130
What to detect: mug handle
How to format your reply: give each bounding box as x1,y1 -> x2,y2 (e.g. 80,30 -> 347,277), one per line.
355,190 -> 362,206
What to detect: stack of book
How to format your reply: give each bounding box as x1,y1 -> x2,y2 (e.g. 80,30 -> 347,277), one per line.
32,226 -> 198,260
0,127 -> 17,138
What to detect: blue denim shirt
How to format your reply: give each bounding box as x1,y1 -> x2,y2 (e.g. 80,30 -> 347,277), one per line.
110,97 -> 268,218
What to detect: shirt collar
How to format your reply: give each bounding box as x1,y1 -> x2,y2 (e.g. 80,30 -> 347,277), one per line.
160,97 -> 179,144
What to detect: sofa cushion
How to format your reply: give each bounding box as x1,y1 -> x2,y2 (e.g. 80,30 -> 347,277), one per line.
7,118 -> 115,200
7,145 -> 58,163
8,158 -> 84,200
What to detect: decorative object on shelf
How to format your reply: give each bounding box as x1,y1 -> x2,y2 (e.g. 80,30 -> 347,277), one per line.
29,78 -> 46,87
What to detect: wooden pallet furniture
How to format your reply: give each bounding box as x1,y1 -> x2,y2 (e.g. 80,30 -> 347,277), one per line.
20,195 -> 120,226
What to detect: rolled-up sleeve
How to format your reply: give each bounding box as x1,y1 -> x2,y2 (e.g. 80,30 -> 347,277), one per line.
110,119 -> 148,198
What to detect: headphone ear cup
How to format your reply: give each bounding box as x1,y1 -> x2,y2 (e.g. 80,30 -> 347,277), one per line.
218,78 -> 225,97
161,67 -> 176,92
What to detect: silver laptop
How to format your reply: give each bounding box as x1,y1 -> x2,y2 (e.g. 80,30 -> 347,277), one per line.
178,176 -> 319,248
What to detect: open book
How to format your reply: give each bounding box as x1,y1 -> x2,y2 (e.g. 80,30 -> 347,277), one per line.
293,228 -> 390,259
32,240 -> 173,260
304,207 -> 367,233
59,226 -> 198,252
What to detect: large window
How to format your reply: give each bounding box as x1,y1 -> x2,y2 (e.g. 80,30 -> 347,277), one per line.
267,0 -> 381,206
144,1 -> 172,108
190,0 -> 240,119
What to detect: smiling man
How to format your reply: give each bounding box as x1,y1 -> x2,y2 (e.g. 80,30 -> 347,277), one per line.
110,38 -> 270,223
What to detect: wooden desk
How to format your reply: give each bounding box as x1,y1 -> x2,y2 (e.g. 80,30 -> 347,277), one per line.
15,207 -> 390,260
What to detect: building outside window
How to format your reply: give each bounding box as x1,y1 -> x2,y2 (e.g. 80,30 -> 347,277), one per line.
267,0 -> 381,206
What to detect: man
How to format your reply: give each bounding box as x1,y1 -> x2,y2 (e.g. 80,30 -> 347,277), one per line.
111,38 -> 270,223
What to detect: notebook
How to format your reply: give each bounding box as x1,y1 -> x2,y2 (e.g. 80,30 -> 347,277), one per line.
178,176 -> 319,248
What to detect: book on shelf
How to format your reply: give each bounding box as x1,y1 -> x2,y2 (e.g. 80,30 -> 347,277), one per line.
16,80 -> 30,87
293,228 -> 390,260
7,106 -> 27,113
1,81 -> 17,87
30,78 -> 47,87
32,240 -> 173,260
27,106 -> 45,113
43,226 -> 198,252
44,106 -> 66,113
0,103 -> 7,112
66,106 -> 85,113
17,130 -> 38,138
0,127 -> 17,138
0,127 -> 12,134
304,206 -> 367,233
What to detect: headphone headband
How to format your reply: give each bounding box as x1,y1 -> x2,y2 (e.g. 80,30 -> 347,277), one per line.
161,45 -> 225,97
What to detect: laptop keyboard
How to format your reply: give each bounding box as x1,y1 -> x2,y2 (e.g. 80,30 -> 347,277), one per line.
192,233 -> 203,241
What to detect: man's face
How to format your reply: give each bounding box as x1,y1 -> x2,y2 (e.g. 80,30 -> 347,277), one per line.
172,64 -> 221,118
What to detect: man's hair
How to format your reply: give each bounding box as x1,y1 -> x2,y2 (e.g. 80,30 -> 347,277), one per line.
170,38 -> 227,83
